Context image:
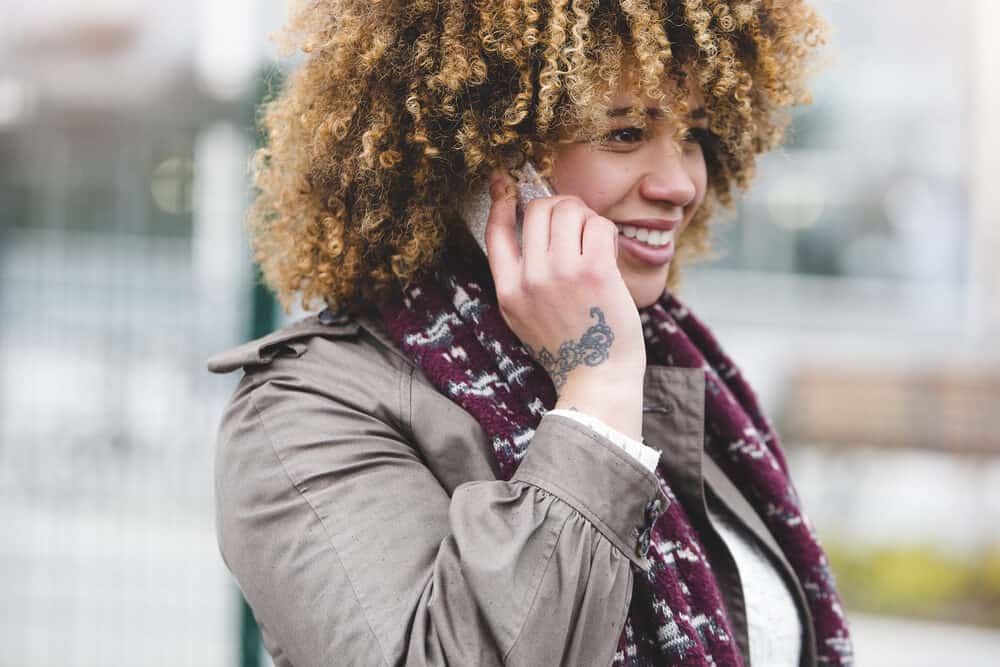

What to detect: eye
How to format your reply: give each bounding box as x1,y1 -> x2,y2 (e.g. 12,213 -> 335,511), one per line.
602,126 -> 646,144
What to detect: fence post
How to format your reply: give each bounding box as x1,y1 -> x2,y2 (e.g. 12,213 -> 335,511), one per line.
239,272 -> 276,667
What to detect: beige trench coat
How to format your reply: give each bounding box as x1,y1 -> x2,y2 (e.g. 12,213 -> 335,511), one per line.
208,307 -> 818,667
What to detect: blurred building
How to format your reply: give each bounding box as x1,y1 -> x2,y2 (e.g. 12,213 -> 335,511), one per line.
684,0 -> 1000,458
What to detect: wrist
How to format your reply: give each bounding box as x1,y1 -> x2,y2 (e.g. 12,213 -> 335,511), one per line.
553,375 -> 644,442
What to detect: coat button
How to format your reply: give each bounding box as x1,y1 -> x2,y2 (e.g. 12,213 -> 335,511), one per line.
318,308 -> 343,325
634,493 -> 669,559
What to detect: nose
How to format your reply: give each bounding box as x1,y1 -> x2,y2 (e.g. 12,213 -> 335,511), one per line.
637,141 -> 697,210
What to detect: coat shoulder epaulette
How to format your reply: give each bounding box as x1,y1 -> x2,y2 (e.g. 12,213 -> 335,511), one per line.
206,309 -> 361,374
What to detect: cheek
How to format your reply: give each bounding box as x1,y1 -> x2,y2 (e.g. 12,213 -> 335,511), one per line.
549,149 -> 623,213
689,154 -> 709,208
677,156 -> 708,238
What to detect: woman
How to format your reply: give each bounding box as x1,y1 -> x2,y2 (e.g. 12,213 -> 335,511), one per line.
209,1 -> 853,665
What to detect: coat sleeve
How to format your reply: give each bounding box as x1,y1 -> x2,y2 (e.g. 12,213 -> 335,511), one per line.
214,367 -> 665,667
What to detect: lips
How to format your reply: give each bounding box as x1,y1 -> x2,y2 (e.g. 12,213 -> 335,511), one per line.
617,233 -> 675,266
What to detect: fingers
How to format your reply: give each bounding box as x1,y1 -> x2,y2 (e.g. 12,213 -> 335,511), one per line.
547,199 -> 587,257
528,195 -> 612,262
519,195 -> 554,270
582,216 -> 620,267
485,169 -> 520,291
485,168 -> 618,299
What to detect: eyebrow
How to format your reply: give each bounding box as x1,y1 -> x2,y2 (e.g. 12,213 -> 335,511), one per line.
608,106 -> 708,122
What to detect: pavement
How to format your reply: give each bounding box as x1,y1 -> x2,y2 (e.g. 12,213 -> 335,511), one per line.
850,612 -> 1000,666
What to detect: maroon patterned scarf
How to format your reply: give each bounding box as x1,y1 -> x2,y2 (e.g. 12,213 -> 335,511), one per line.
376,241 -> 853,665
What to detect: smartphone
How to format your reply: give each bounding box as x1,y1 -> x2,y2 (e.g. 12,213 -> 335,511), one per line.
459,161 -> 557,257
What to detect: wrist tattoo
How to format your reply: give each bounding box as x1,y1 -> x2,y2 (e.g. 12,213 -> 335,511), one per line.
523,306 -> 615,392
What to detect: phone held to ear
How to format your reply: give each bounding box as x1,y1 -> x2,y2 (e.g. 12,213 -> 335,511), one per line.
459,161 -> 557,257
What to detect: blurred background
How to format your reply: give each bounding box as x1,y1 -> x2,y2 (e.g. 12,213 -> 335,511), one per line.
1,0 -> 997,665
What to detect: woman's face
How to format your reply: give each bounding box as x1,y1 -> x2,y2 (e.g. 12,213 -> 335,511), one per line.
549,79 -> 709,309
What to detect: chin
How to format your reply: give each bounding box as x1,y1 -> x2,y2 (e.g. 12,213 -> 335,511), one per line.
627,275 -> 670,309
621,258 -> 672,309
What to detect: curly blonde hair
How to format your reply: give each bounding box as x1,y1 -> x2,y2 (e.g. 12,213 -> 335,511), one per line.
250,0 -> 826,315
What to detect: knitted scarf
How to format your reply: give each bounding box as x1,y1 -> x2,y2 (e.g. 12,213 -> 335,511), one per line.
376,240 -> 854,666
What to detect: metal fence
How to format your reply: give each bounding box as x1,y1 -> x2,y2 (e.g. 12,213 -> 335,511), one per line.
0,115 -> 259,666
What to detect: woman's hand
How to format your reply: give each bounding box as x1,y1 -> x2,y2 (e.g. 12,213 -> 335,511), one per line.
485,169 -> 646,439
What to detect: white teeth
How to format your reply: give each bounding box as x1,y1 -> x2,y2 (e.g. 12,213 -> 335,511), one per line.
616,224 -> 671,247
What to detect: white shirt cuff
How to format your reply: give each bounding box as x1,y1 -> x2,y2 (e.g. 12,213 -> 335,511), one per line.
546,408 -> 661,473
